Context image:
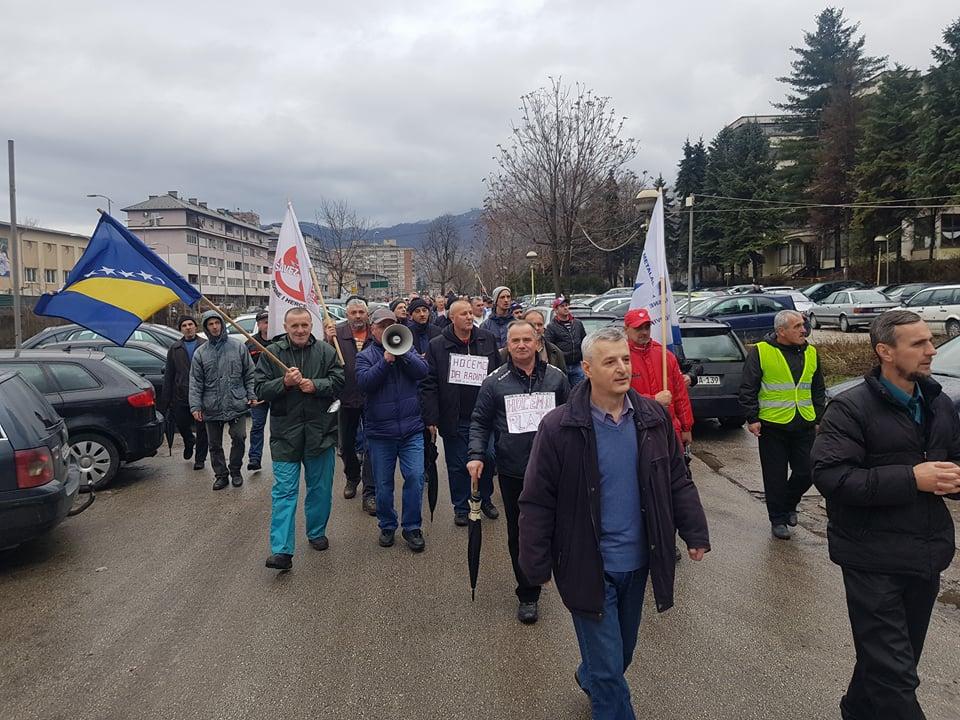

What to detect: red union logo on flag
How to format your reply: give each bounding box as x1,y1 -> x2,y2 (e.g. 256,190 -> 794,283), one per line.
274,245 -> 306,302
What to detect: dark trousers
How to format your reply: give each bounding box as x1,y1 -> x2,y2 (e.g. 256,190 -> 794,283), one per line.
339,406 -> 374,498
442,421 -> 494,516
840,568 -> 940,720
248,402 -> 269,463
499,474 -> 541,603
757,422 -> 814,524
173,404 -> 207,462
423,427 -> 439,499
205,416 -> 247,480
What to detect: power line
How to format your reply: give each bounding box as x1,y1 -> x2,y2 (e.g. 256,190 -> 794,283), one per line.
695,193 -> 960,209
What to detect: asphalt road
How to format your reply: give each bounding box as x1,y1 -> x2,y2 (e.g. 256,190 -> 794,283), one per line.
2,433 -> 959,720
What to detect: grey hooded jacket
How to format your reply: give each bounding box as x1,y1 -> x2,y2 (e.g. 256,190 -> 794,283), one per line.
189,310 -> 256,421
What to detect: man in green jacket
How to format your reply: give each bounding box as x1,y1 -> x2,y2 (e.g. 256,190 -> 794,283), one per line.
255,307 -> 345,571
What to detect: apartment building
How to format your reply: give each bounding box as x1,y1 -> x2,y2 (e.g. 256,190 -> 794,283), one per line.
351,238 -> 414,298
123,191 -> 273,309
0,221 -> 90,296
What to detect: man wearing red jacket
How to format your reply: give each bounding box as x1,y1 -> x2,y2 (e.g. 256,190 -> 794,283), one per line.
623,308 -> 693,447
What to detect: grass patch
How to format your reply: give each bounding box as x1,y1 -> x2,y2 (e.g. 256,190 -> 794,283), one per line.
815,340 -> 878,387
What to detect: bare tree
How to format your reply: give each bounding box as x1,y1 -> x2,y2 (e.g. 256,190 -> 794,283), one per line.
315,198 -> 371,296
483,78 -> 638,294
419,214 -> 463,294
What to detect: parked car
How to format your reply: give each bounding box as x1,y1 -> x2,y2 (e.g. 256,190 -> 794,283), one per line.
587,295 -> 633,314
884,282 -> 938,304
799,280 -> 866,303
681,319 -> 749,427
807,289 -> 899,332
682,293 -> 799,343
599,287 -> 634,297
827,332 -> 960,406
763,285 -> 795,293
577,313 -> 622,335
0,370 -> 96,549
770,289 -> 816,315
23,322 -> 181,350
0,350 -> 163,488
43,340 -> 168,395
898,284 -> 960,337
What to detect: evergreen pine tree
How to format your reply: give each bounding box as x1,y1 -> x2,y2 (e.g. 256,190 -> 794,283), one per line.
674,138 -> 708,282
914,18 -> 960,200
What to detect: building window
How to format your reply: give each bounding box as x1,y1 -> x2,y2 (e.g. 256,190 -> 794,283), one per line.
941,213 -> 960,248
63,270 -> 70,283
226,243 -> 240,253
44,269 -> 57,283
186,233 -> 198,245
24,267 -> 37,282
188,255 -> 199,266
188,274 -> 198,283
199,236 -> 209,247
913,214 -> 936,250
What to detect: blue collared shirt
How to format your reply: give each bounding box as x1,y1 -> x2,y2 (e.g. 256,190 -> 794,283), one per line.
879,376 -> 923,425
590,395 -> 634,428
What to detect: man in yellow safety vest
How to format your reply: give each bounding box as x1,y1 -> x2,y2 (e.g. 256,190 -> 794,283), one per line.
738,310 -> 826,539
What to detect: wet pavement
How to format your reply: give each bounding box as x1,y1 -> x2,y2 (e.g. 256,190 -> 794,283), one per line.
1,433 -> 958,720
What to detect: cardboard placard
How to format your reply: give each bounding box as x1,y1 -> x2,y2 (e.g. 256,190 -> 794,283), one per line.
504,392 -> 556,434
448,354 -> 488,386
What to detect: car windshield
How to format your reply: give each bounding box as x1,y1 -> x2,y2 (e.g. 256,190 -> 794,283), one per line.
579,317 -> 619,334
931,336 -> 960,378
687,298 -> 719,315
850,290 -> 889,303
681,331 -> 744,362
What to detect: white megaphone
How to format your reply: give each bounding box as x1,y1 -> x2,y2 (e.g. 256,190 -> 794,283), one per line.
382,323 -> 414,355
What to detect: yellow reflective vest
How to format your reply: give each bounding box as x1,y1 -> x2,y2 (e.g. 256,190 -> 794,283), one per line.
756,342 -> 818,423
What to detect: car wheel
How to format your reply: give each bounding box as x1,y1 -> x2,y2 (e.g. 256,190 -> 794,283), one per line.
69,433 -> 120,489
808,313 -> 818,330
719,415 -> 746,428
839,315 -> 850,333
947,320 -> 960,338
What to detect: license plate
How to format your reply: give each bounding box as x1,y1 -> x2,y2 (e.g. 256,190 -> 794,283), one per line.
699,375 -> 721,385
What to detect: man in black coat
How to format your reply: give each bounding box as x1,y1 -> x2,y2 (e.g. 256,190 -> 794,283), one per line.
519,326 -> 709,719
159,316 -> 207,470
421,299 -> 502,525
544,296 -> 587,386
408,297 -> 442,519
326,298 -> 376,514
469,319 -> 569,624
813,310 -> 960,720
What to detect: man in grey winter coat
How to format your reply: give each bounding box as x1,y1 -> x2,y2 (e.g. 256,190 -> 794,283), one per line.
189,310 -> 256,490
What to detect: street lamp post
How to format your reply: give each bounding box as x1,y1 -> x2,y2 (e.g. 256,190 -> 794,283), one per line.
86,193 -> 114,216
686,195 -> 695,308
525,250 -> 538,298
874,235 -> 890,286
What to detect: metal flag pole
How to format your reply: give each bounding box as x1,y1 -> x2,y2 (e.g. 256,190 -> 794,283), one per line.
8,140 -> 22,349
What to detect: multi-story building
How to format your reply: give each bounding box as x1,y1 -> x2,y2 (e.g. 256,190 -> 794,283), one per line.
0,221 -> 90,296
351,238 -> 414,299
122,191 -> 273,310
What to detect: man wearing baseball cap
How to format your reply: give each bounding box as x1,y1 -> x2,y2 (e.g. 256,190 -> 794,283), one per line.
623,308 -> 693,448
245,311 -> 272,471
545,296 -> 587,386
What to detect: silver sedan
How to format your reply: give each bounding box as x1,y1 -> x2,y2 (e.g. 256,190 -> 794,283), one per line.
808,290 -> 898,332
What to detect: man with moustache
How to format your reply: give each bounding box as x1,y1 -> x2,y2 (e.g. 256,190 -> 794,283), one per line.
545,296 -> 588,386
159,315 -> 207,471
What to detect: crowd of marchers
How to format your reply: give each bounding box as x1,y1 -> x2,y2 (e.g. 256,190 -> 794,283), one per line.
157,286 -> 959,720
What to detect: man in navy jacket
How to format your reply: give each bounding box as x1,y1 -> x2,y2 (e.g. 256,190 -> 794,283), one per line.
356,307 -> 430,552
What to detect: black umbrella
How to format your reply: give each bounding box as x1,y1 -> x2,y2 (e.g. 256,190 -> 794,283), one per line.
425,434 -> 439,522
467,472 -> 483,601
163,412 -> 177,456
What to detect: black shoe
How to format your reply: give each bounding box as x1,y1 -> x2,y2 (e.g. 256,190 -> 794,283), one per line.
481,501 -> 499,520
454,513 -> 469,527
575,670 -> 590,697
247,461 -> 261,472
402,529 -> 425,553
193,460 -> 205,471
231,474 -> 243,487
379,529 -> 395,547
517,601 -> 539,624
771,524 -> 791,540
213,476 -> 229,491
183,443 -> 194,460
308,536 -> 329,551
343,479 -> 359,499
787,511 -> 799,527
265,553 -> 292,570
362,495 -> 377,516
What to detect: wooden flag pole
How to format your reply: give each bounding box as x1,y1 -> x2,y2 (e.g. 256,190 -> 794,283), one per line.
660,275 -> 669,392
199,296 -> 289,372
306,265 -> 345,366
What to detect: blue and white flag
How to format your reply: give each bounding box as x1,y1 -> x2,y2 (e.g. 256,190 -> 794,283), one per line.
629,191 -> 682,349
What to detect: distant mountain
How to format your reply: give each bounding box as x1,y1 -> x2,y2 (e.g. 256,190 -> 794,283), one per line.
281,208 -> 483,250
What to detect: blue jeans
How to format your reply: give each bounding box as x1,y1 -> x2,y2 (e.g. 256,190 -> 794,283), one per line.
248,402 -> 269,463
269,448 -> 335,555
443,421 -> 494,516
368,432 -> 424,532
571,568 -> 649,720
567,363 -> 586,387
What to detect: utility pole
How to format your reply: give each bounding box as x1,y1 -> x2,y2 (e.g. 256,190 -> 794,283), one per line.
8,140 -> 22,349
686,194 -> 695,309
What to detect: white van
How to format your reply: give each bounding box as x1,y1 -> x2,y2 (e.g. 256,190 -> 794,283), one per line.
899,284 -> 960,337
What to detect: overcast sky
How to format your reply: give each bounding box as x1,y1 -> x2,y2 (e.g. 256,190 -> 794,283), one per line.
4,0 -> 956,234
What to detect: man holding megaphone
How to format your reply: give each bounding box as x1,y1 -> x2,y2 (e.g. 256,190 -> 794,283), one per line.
356,308 -> 430,553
